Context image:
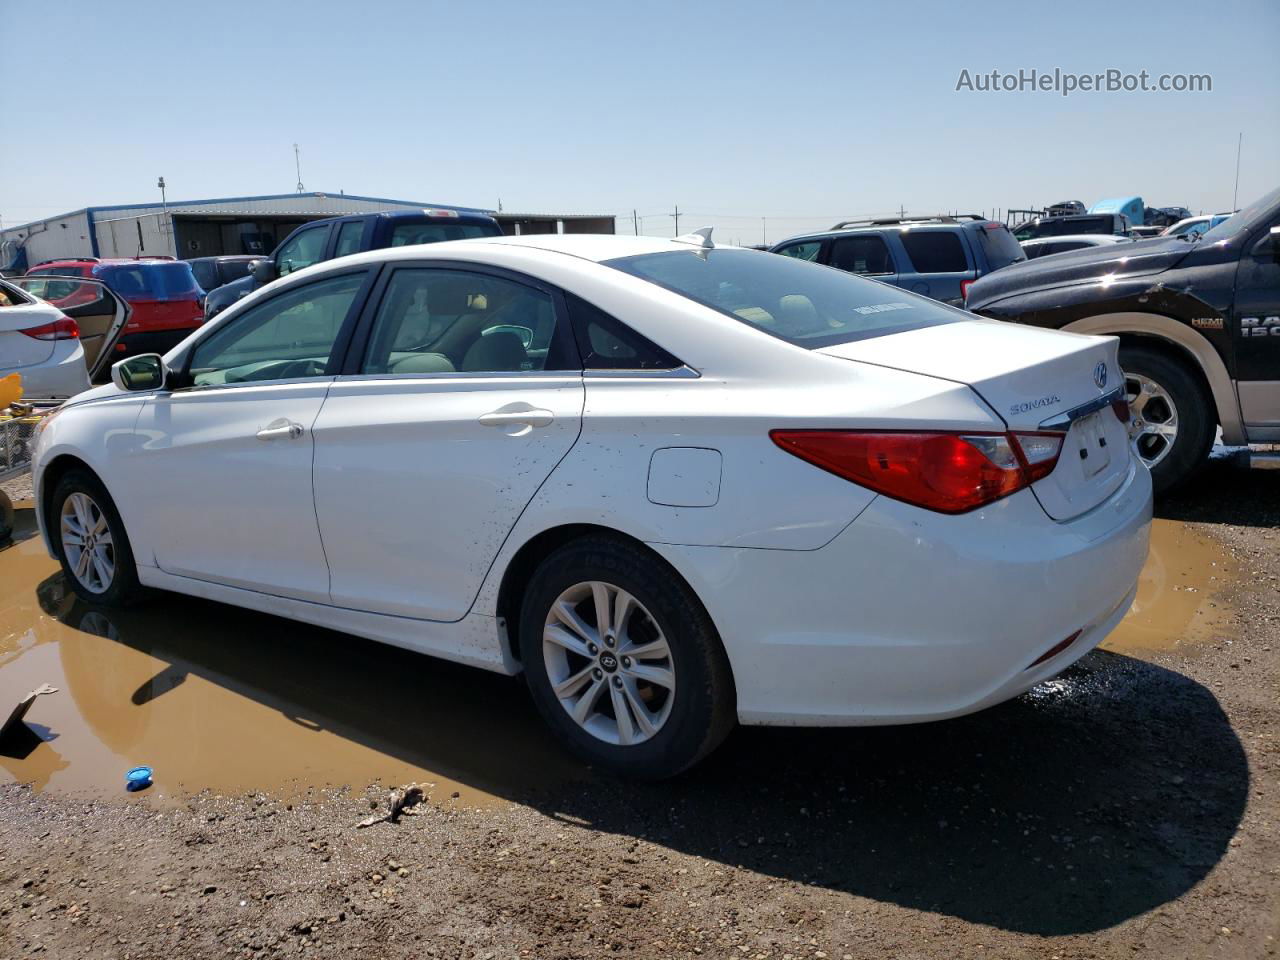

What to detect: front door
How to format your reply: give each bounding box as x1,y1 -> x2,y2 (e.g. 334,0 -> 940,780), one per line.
120,269 -> 370,602
312,264 -> 584,621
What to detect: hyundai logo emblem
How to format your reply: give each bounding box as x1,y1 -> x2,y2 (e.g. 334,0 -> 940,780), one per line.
1093,361 -> 1108,390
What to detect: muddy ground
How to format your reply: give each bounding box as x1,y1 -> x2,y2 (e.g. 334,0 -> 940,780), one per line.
1,461 -> 1277,959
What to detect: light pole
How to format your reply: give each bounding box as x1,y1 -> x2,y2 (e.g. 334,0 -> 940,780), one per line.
157,176 -> 169,254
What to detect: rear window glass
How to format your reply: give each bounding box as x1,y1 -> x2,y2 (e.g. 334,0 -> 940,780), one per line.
605,248 -> 959,349
389,221 -> 500,246
829,235 -> 894,275
898,231 -> 968,272
95,262 -> 199,300
972,223 -> 1026,269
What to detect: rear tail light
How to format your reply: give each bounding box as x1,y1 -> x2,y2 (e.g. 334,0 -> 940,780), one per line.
1111,394 -> 1130,424
19,315 -> 79,341
960,279 -> 974,303
770,429 -> 1064,514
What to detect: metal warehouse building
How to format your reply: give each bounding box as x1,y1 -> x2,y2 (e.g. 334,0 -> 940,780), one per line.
0,192 -> 614,273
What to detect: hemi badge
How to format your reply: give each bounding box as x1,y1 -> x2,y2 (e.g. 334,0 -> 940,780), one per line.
1191,317 -> 1223,329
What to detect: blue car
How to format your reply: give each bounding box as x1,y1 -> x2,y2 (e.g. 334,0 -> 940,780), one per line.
770,214 -> 1027,306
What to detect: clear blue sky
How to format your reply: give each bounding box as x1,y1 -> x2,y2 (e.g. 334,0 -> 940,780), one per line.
1,0 -> 1276,243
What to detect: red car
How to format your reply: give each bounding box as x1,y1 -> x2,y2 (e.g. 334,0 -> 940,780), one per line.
24,256 -> 205,360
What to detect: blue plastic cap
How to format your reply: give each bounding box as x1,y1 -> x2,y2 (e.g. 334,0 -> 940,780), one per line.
125,765 -> 153,791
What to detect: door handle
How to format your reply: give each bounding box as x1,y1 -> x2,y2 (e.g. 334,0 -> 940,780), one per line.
256,418 -> 304,441
478,408 -> 554,429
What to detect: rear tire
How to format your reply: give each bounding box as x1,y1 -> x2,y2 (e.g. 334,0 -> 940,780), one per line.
1119,345 -> 1214,495
50,469 -> 144,607
518,535 -> 736,779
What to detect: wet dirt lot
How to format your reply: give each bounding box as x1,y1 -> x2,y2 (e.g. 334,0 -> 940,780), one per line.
1,462 -> 1277,959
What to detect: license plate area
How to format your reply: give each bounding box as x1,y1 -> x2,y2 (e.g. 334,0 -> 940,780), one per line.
1073,411 -> 1111,478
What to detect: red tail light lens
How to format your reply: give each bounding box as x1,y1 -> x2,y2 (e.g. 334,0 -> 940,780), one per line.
19,316 -> 79,341
960,279 -> 974,303
771,429 -> 1063,514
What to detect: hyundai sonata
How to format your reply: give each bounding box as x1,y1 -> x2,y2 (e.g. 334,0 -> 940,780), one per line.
32,231 -> 1151,778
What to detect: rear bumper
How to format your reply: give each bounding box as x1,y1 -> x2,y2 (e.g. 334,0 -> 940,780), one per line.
651,457 -> 1153,726
5,343 -> 91,399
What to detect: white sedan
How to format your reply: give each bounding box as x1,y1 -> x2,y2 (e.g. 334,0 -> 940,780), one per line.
31,232 -> 1152,778
0,277 -> 91,398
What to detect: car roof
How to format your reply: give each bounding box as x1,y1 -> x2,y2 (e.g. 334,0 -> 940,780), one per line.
773,220 -> 978,246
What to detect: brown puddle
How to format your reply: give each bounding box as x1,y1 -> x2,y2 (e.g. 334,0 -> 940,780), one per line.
0,503 -> 588,805
1103,517 -> 1237,653
0,505 -> 1237,803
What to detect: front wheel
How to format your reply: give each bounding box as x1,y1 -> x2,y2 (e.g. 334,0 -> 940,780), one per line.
50,469 -> 144,606
518,536 -> 735,779
1119,345 -> 1215,495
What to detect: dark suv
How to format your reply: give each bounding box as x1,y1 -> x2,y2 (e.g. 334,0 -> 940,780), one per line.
769,215 -> 1025,305
1012,213 -> 1130,241
205,208 -> 503,320
967,185 -> 1280,493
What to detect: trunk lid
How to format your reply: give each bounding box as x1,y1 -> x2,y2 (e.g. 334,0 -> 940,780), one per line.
818,319 -> 1132,520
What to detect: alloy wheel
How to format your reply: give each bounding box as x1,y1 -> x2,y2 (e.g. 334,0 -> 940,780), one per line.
1125,372 -> 1179,469
60,492 -> 115,594
541,580 -> 676,746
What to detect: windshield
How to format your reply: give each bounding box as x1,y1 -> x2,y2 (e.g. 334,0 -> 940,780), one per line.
389,221 -> 499,246
605,248 -> 961,348
96,262 -> 200,300
1199,187 -> 1280,243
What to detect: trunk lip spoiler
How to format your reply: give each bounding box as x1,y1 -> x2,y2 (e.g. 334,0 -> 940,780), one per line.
1038,387 -> 1125,432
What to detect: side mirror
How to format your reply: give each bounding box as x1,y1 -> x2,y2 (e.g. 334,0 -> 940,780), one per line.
251,259 -> 278,284
111,354 -> 168,392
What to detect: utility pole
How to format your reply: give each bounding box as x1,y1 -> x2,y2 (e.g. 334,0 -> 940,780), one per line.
294,143 -> 305,193
157,176 -> 169,253
672,205 -> 680,236
1232,132 -> 1243,210
498,198 -> 503,212
899,203 -> 906,218
762,217 -> 767,245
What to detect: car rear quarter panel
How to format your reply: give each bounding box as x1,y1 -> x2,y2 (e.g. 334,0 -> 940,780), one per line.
471,356 -> 1003,617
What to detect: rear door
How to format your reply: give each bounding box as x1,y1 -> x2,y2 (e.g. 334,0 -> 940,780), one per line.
894,229 -> 972,304
312,262 -> 584,621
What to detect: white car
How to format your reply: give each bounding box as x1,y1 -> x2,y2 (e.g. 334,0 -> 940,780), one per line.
1020,235 -> 1132,259
31,233 -> 1152,778
0,277 -> 91,398
1161,214 -> 1233,238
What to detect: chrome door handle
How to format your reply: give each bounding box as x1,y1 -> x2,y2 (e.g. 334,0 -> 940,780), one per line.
256,419 -> 304,441
478,408 -> 554,428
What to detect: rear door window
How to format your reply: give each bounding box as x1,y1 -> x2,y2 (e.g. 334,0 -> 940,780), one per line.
96,263 -> 200,300
565,293 -> 681,370
829,235 -> 895,275
333,220 -> 366,258
898,231 -> 968,273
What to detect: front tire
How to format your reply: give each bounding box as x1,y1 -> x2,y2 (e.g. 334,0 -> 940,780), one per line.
1119,345 -> 1214,495
519,535 -> 735,779
50,469 -> 143,606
